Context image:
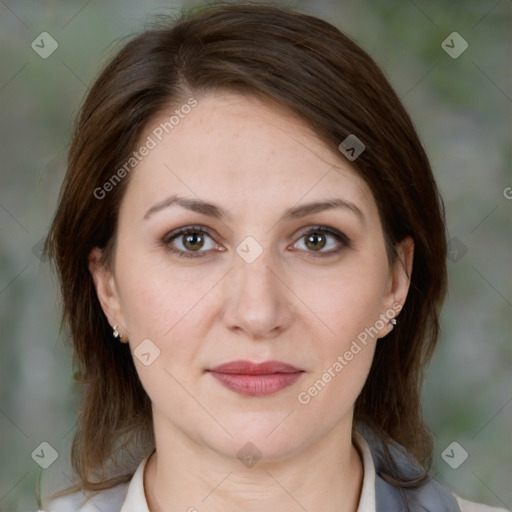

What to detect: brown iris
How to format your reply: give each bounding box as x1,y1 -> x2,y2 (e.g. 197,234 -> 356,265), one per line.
183,231 -> 205,251
305,232 -> 327,251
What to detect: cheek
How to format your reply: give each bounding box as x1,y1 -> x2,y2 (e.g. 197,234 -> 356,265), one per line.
295,257 -> 386,401
117,265 -> 205,405
115,249 -> 210,339
304,258 -> 388,340
297,311 -> 378,416
114,252 -> 218,397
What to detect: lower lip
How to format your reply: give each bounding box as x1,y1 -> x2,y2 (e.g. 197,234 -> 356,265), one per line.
209,372 -> 303,396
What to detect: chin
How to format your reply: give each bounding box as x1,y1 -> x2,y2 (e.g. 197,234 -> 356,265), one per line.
200,413 -> 308,463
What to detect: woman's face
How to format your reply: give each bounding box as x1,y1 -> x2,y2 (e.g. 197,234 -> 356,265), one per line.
89,90 -> 413,461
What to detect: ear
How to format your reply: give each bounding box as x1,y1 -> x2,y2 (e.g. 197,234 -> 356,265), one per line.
378,235 -> 414,338
88,247 -> 129,342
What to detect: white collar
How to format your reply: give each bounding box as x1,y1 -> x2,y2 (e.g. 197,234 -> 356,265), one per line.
120,430 -> 376,512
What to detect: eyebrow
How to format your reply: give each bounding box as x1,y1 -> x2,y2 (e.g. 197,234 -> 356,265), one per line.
143,194 -> 365,225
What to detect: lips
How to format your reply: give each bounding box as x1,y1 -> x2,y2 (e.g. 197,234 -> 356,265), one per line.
207,360 -> 304,397
210,360 -> 302,375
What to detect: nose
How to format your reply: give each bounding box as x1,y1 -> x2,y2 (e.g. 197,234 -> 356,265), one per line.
220,243 -> 293,340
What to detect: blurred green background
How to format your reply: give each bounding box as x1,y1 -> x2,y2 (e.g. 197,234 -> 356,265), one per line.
0,1 -> 510,511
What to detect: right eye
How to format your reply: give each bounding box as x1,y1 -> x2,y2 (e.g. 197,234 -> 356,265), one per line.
163,225 -> 221,259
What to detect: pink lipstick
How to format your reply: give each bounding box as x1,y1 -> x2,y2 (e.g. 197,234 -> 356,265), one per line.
207,360 -> 304,397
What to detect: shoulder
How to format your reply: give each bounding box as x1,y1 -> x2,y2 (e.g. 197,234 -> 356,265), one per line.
42,482 -> 129,512
354,428 -> 509,512
415,476 -> 510,512
454,494 -> 510,512
41,450 -> 153,512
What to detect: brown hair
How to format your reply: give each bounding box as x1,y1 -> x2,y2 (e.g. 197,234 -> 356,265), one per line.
43,0 -> 447,503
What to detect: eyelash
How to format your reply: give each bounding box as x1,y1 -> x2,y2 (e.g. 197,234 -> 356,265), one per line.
162,225 -> 351,259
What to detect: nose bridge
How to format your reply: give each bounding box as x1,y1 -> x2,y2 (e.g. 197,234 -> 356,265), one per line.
222,235 -> 291,337
233,236 -> 281,302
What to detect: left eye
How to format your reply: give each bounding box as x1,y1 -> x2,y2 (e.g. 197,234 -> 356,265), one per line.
291,227 -> 349,256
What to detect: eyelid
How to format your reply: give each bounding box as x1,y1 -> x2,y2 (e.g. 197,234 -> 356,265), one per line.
162,224 -> 215,244
293,225 -> 351,246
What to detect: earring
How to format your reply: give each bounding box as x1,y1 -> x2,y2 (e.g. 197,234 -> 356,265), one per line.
389,318 -> 397,327
112,324 -> 120,339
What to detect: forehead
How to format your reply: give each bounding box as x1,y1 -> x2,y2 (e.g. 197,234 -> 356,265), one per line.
122,90 -> 374,217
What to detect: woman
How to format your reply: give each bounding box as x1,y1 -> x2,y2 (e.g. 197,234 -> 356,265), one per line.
40,3 -> 508,511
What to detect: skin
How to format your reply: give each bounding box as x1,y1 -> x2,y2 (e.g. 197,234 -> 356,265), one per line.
89,90 -> 414,512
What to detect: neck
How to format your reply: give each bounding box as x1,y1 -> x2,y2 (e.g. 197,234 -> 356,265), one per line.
144,416 -> 364,512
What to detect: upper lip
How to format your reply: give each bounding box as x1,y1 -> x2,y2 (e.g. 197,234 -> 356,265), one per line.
208,360 -> 303,375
